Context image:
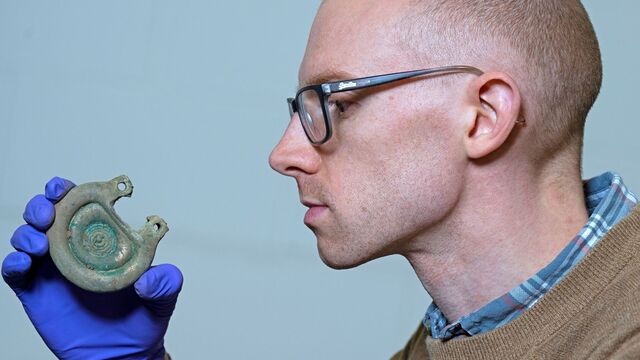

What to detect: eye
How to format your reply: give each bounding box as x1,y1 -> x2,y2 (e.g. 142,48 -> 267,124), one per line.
327,98 -> 353,120
334,100 -> 348,113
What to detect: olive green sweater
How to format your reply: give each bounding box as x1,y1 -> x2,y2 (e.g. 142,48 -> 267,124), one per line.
392,205 -> 640,360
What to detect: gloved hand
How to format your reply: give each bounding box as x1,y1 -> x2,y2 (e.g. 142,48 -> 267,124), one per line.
2,177 -> 183,360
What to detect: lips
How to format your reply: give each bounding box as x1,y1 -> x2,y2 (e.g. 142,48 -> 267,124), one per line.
302,200 -> 325,208
301,199 -> 329,225
303,205 -> 328,225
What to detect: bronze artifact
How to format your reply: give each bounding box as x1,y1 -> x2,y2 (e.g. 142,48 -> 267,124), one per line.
46,175 -> 168,292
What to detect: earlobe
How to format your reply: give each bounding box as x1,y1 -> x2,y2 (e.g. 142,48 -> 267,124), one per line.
464,73 -> 521,159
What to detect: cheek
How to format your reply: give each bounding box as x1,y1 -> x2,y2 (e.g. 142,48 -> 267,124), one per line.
326,118 -> 464,245
378,136 -> 463,231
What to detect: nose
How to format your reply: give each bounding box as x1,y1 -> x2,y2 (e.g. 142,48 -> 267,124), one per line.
269,114 -> 321,177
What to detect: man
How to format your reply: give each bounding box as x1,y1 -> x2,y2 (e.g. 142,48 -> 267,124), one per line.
271,0 -> 640,358
4,0 -> 640,359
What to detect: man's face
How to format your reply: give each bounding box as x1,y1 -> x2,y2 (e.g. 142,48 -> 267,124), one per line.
270,0 -> 468,268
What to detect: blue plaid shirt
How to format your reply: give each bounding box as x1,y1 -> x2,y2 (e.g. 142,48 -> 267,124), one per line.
425,172 -> 638,340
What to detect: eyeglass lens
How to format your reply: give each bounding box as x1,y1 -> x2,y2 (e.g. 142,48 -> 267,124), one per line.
298,89 -> 327,143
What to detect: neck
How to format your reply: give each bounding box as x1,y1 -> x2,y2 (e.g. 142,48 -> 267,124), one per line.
403,161 -> 588,322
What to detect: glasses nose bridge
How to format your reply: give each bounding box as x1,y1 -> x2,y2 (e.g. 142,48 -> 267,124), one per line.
285,97 -> 309,145
287,97 -> 297,117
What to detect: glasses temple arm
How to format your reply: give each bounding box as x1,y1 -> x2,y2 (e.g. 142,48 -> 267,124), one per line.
326,65 -> 484,94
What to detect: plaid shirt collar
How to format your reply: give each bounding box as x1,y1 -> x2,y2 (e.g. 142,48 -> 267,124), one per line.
425,172 -> 638,340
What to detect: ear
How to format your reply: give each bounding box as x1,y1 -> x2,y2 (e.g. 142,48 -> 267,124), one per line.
463,72 -> 522,159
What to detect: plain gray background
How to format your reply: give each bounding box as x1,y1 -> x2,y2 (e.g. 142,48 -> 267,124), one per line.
0,1 -> 638,359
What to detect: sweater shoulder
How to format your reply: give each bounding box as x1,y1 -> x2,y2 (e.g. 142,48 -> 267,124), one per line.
391,323 -> 428,360
533,236 -> 640,359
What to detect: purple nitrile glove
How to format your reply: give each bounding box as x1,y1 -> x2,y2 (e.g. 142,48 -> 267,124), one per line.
2,177 -> 183,360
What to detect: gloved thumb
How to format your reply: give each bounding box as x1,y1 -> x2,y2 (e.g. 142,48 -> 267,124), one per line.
134,264 -> 183,318
2,252 -> 32,294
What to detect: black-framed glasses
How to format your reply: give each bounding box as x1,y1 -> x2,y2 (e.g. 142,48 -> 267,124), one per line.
287,65 -> 484,145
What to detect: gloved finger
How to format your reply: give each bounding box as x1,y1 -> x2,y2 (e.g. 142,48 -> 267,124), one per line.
2,251 -> 33,292
45,177 -> 75,203
10,224 -> 48,257
135,264 -> 184,301
23,195 -> 55,231
135,264 -> 183,317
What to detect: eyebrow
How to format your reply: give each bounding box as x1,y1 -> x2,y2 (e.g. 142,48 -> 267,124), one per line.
298,69 -> 357,89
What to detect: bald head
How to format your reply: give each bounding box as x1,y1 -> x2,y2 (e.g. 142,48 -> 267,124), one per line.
397,0 -> 602,164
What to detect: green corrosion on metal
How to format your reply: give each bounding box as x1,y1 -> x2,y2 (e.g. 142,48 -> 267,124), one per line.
46,175 -> 168,293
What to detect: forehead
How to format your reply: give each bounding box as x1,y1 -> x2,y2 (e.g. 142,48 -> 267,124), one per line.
299,0 -> 413,86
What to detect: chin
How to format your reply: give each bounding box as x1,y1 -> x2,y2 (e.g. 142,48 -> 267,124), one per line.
318,253 -> 360,270
316,238 -> 375,270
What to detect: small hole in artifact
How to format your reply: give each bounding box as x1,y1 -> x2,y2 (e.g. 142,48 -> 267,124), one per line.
118,182 -> 126,191
154,223 -> 160,231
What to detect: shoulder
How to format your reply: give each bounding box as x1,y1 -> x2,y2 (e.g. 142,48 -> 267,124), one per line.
390,323 -> 428,360
570,246 -> 640,357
